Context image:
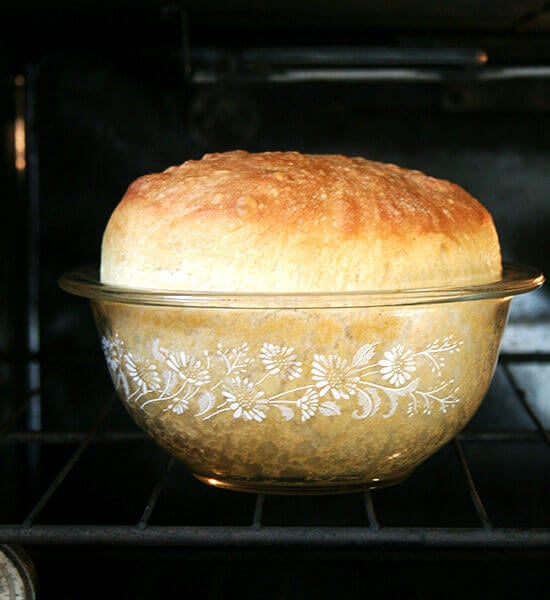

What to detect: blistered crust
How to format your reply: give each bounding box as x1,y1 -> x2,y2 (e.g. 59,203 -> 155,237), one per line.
101,151 -> 502,292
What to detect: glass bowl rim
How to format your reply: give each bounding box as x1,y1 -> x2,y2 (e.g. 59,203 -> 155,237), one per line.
58,263 -> 544,309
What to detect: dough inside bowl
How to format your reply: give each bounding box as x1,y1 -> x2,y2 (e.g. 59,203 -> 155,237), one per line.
100,151 -> 502,293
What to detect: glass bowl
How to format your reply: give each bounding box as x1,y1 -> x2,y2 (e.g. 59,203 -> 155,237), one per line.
59,263 -> 544,494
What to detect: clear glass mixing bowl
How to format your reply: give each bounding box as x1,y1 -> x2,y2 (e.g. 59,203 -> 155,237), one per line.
59,263 -> 544,494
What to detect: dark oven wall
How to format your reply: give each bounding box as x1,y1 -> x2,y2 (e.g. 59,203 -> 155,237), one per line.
1,4 -> 550,599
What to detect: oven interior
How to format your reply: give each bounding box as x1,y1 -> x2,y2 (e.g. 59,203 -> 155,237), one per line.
1,3 -> 549,598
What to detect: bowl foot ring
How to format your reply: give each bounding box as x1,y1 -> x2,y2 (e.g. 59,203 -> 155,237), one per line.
192,471 -> 414,495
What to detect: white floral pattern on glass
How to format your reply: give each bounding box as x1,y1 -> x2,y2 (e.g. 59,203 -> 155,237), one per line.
296,389 -> 320,422
165,351 -> 210,387
311,354 -> 360,400
101,334 -> 464,422
222,376 -> 268,422
259,343 -> 303,380
378,344 -> 416,386
124,353 -> 162,395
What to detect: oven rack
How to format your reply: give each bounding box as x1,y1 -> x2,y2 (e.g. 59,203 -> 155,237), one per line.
0,351 -> 549,557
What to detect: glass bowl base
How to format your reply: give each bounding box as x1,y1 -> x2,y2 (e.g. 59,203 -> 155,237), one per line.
192,471 -> 414,495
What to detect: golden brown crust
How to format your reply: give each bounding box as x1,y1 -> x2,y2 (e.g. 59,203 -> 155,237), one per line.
101,150 -> 502,292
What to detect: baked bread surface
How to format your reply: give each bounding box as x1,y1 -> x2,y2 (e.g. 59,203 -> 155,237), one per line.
100,150 -> 502,292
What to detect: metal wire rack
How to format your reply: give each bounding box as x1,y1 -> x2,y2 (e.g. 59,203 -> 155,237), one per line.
1,350 -> 549,557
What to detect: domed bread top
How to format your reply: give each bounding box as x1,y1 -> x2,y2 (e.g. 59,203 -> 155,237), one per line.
100,150 -> 502,292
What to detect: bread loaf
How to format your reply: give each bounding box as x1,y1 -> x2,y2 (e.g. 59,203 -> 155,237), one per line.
100,150 -> 501,292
